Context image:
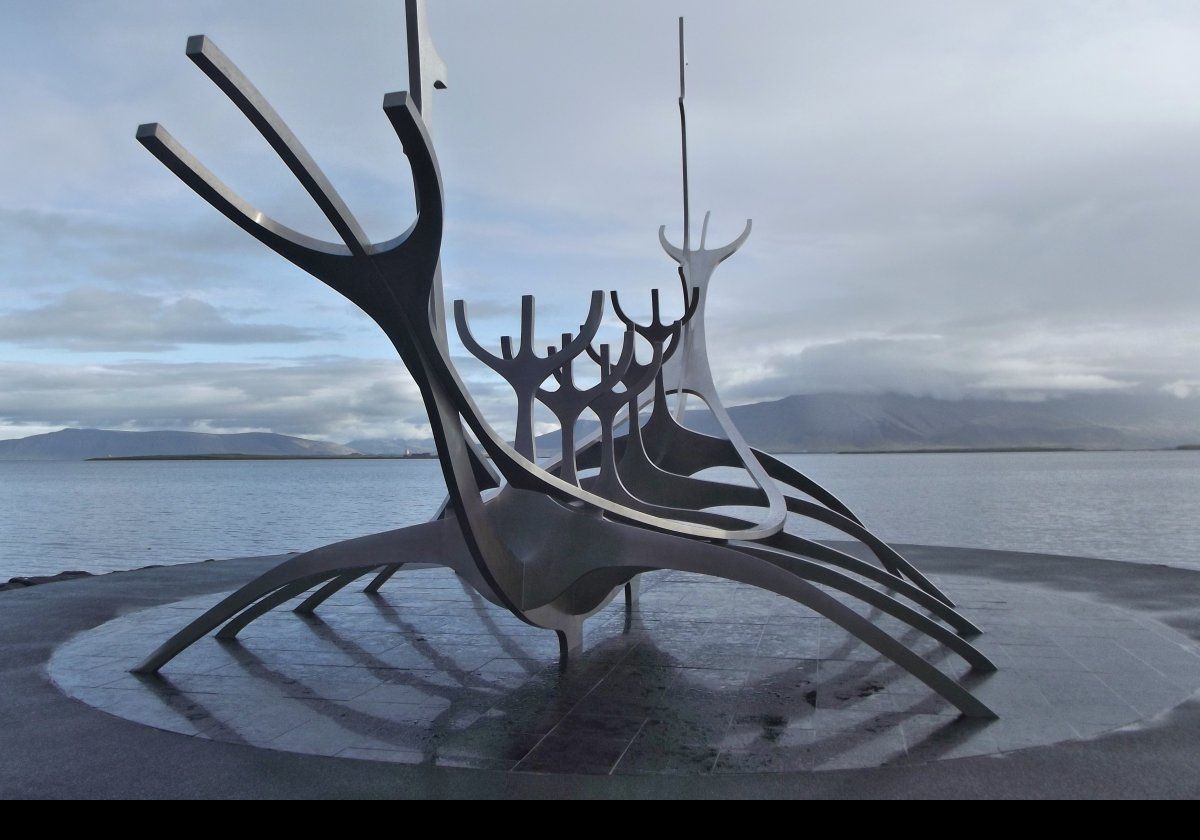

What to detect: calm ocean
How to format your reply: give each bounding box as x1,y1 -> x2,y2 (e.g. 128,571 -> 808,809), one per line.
1,450 -> 1196,580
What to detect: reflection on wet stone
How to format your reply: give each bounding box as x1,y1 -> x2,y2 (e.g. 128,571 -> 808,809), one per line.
49,567 -> 1200,776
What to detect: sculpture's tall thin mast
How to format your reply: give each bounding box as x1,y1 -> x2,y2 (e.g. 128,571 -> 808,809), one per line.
674,17 -> 692,419
678,17 -> 690,253
405,0 -> 450,349
406,0 -> 447,128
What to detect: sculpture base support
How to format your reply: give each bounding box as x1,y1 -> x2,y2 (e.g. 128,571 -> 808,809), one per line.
556,619 -> 584,663
364,564 -> 403,595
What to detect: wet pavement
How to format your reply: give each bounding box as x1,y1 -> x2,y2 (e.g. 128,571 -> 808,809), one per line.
49,561 -> 1200,776
6,543 -> 1200,798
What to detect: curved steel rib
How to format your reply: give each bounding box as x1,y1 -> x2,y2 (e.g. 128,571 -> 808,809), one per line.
185,35 -> 370,255
216,576 -> 336,640
364,563 -> 404,594
294,570 -> 375,614
135,123 -> 350,277
133,520 -> 467,674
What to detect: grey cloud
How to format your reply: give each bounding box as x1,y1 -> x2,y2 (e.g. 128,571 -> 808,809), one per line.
0,288 -> 336,351
2,0 -> 1199,424
0,207 -> 281,293
718,327 -> 1195,404
0,358 -> 423,442
0,356 -> 525,443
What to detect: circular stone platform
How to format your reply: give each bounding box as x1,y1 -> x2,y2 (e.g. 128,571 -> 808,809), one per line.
49,561 -> 1200,776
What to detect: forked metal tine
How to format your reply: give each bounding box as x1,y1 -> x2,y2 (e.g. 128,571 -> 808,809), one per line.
678,274 -> 701,326
453,298 -> 514,376
185,35 -> 371,256
609,288 -> 692,348
621,338 -> 664,399
543,291 -> 605,368
519,295 -> 536,357
584,341 -> 604,366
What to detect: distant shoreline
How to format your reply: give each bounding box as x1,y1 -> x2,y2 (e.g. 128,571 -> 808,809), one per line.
832,446 -> 1084,455
827,446 -> 1198,455
24,446 -> 1194,462
85,453 -> 437,461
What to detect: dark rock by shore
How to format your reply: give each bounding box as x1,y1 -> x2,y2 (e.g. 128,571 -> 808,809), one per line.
0,561 -> 177,592
0,570 -> 95,592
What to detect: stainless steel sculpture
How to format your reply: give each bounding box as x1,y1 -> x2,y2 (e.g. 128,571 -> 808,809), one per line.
131,5 -> 998,718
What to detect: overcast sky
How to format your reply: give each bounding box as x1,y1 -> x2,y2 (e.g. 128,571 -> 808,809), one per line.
1,0 -> 1198,442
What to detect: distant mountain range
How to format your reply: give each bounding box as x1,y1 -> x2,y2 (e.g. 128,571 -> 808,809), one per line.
683,392 -> 1200,453
0,428 -> 357,461
2,392 -> 1197,460
541,392 -> 1200,454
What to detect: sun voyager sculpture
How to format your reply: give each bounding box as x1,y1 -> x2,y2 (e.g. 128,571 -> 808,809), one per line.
131,2 -> 998,719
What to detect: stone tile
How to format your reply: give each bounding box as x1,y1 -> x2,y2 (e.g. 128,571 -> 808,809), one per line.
473,705 -> 571,736
812,708 -> 908,735
636,711 -> 733,746
806,725 -> 908,770
514,732 -> 637,775
550,712 -> 646,741
433,754 -> 517,771
989,712 -> 1080,753
354,681 -> 458,706
337,746 -> 427,764
1098,674 -> 1192,717
671,650 -> 759,670
896,716 -> 1000,764
613,737 -> 720,775
713,738 -> 816,773
674,667 -> 750,692
721,712 -> 817,751
343,698 -> 481,730
889,691 -> 959,717
267,717 -> 379,757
